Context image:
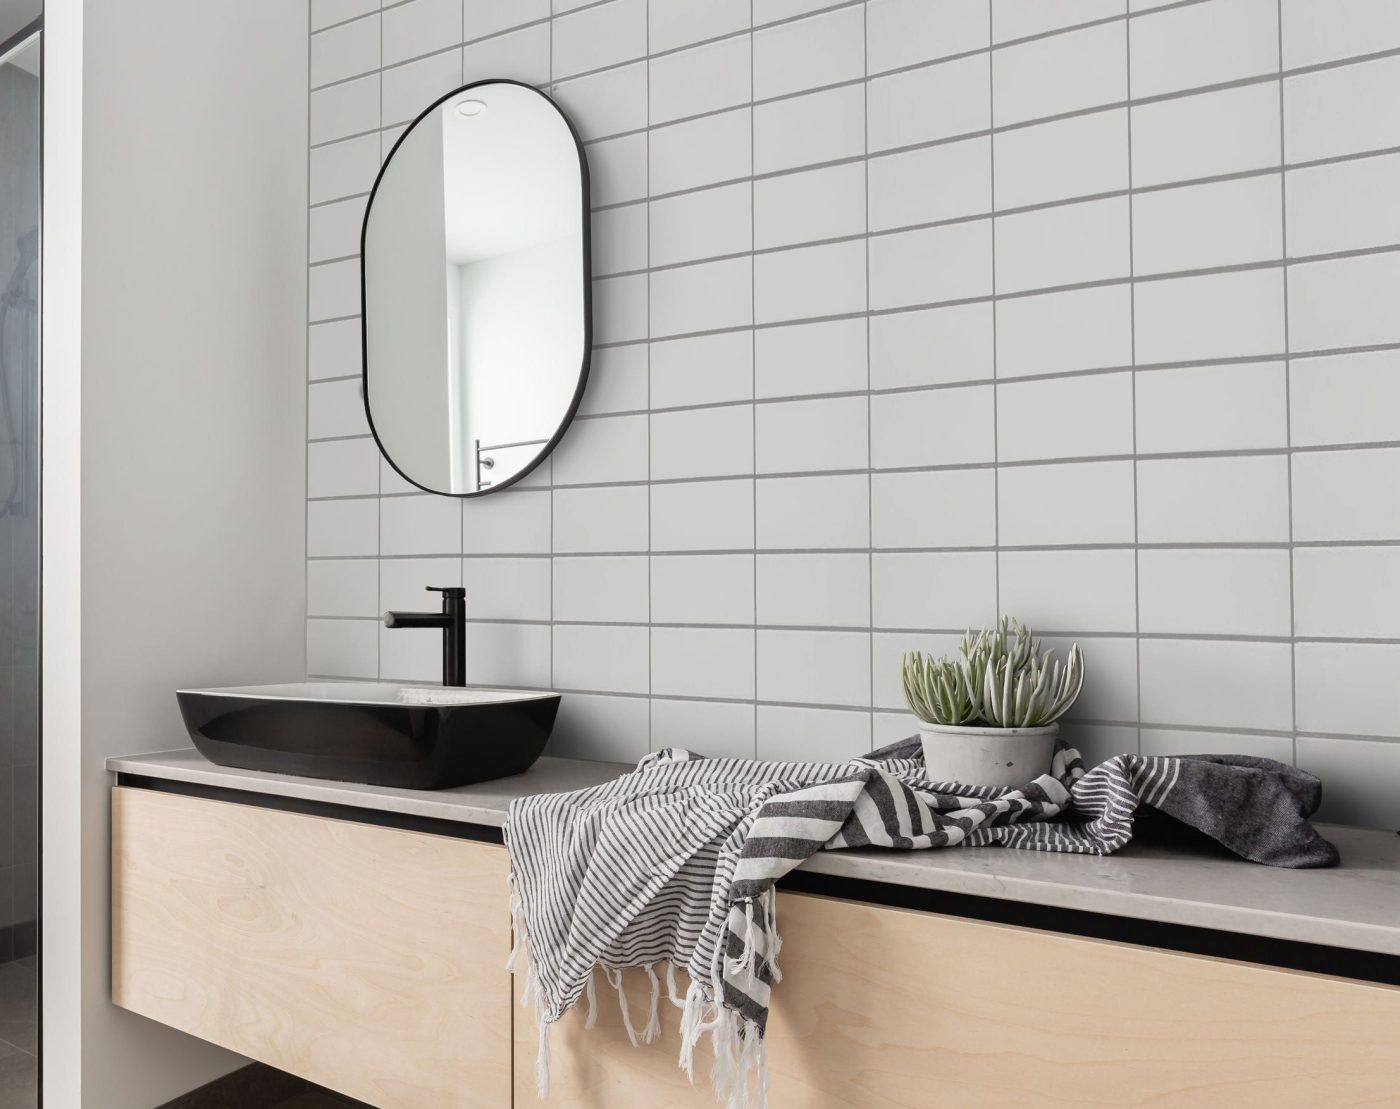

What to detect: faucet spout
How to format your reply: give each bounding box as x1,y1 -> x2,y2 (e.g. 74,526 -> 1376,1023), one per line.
382,586 -> 466,686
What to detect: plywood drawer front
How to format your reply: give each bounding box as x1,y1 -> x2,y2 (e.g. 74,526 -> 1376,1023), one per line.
517,891 -> 1400,1108
111,787 -> 510,1109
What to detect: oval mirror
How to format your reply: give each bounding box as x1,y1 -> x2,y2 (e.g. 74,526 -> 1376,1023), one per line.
362,80 -> 590,495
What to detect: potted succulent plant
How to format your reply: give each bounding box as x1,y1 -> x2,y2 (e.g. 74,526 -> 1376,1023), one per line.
901,618 -> 1084,788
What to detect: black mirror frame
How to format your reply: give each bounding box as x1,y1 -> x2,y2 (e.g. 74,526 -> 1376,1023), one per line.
359,78 -> 592,498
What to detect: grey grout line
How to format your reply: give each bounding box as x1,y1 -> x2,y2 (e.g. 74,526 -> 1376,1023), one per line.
863,0 -> 875,751
645,0 -> 655,754
749,0 -> 759,759
1126,8 -> 1142,758
303,0 -> 314,685
988,1 -> 1001,650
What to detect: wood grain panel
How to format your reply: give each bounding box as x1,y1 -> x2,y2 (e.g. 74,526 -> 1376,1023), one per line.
111,787 -> 511,1109
517,891 -> 1400,1108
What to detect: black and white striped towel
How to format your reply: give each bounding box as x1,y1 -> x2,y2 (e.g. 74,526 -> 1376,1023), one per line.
504,739 -> 1336,1107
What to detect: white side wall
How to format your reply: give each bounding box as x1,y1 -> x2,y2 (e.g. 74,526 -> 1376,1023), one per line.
43,0 -> 308,1105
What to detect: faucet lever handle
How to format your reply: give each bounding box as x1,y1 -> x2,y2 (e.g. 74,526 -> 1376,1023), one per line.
425,585 -> 466,598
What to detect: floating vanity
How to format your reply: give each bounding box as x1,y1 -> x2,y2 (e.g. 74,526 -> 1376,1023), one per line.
108,749 -> 1400,1108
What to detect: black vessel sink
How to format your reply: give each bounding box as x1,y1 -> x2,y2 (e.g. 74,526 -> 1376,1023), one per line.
177,682 -> 559,790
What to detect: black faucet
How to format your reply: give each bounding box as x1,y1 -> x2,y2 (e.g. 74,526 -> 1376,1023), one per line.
383,586 -> 466,686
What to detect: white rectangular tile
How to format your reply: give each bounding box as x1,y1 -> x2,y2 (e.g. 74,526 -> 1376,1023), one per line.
1047,633 -> 1139,722
308,438 -> 380,498
871,468 -> 997,549
754,5 -> 864,101
1139,728 -> 1292,762
308,559 -> 379,618
755,162 -> 866,249
463,23 -> 550,85
379,556 -> 461,613
871,303 -> 993,389
1139,638 -> 1293,732
591,203 -> 647,278
870,385 -> 995,469
869,54 -> 989,151
752,0 -> 848,22
1296,642 -> 1400,737
311,133 -> 381,203
1289,350 -> 1400,448
308,498 -> 378,556
307,619 -> 379,678
1139,548 -> 1292,636
996,372 -> 1134,462
1284,55 -> 1400,163
551,412 -> 649,486
465,0 -> 547,29
757,704 -> 871,762
1061,722 -> 1141,767
382,48 -> 462,126
649,181 -> 752,267
462,490 -> 553,553
651,405 -> 755,480
312,14 -> 380,87
756,396 -> 869,474
1134,269 -> 1285,365
461,557 -> 551,621
309,319 -> 362,382
651,554 -> 756,624
382,0 -> 460,65
758,553 -> 870,627
652,627 -> 756,698
868,0 -> 988,73
756,318 -> 868,398
755,240 -> 867,324
994,108 -> 1127,211
756,474 -> 870,550
869,220 -> 993,309
380,494 -> 462,555
648,0 -> 750,53
593,275 -> 648,348
998,460 -> 1136,545
650,478 -> 755,550
580,343 -> 649,416
465,622 -> 552,689
1137,455 -> 1290,543
1292,447 -> 1400,542
995,284 -> 1133,378
381,610 -> 451,680
998,549 -> 1137,633
1130,0 -> 1277,99
553,624 -> 650,693
311,73 -> 380,144
313,0 -> 376,31
552,0 -> 646,78
589,132 -> 650,207
1286,153 -> 1400,259
1281,0 -> 1400,69
754,84 -> 864,174
1288,253 -> 1400,353
871,551 -> 996,629
870,632 -> 962,710
994,196 -> 1131,294
309,196 -> 366,264
999,1 -> 1124,41
758,629 -> 871,706
651,332 -> 753,410
651,699 -> 756,760
1131,82 -> 1280,188
309,378 -> 368,440
650,256 -> 753,337
551,692 -> 650,763
554,485 -> 650,551
649,35 -> 752,125
553,555 -> 650,623
993,21 -> 1125,127
1295,546 -> 1400,639
1132,175 -> 1283,276
553,62 -> 648,141
649,108 -> 752,194
1296,736 -> 1400,829
1136,361 -> 1288,454
869,136 -> 991,232
309,258 -> 360,322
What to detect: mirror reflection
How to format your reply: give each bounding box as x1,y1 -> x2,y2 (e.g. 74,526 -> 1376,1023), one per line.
363,80 -> 589,495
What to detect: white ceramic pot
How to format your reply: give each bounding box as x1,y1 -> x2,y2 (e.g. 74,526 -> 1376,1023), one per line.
918,722 -> 1058,788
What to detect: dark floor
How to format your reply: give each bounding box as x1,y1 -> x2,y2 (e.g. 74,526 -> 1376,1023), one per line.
0,957 -> 37,1107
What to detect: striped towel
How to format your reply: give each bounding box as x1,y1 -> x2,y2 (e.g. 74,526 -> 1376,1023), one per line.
504,738 -> 1335,1108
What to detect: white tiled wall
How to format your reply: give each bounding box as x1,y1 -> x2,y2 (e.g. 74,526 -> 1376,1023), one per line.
306,0 -> 1400,828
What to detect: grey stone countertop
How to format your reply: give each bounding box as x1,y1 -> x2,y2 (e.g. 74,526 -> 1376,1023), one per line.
108,748 -> 1400,957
